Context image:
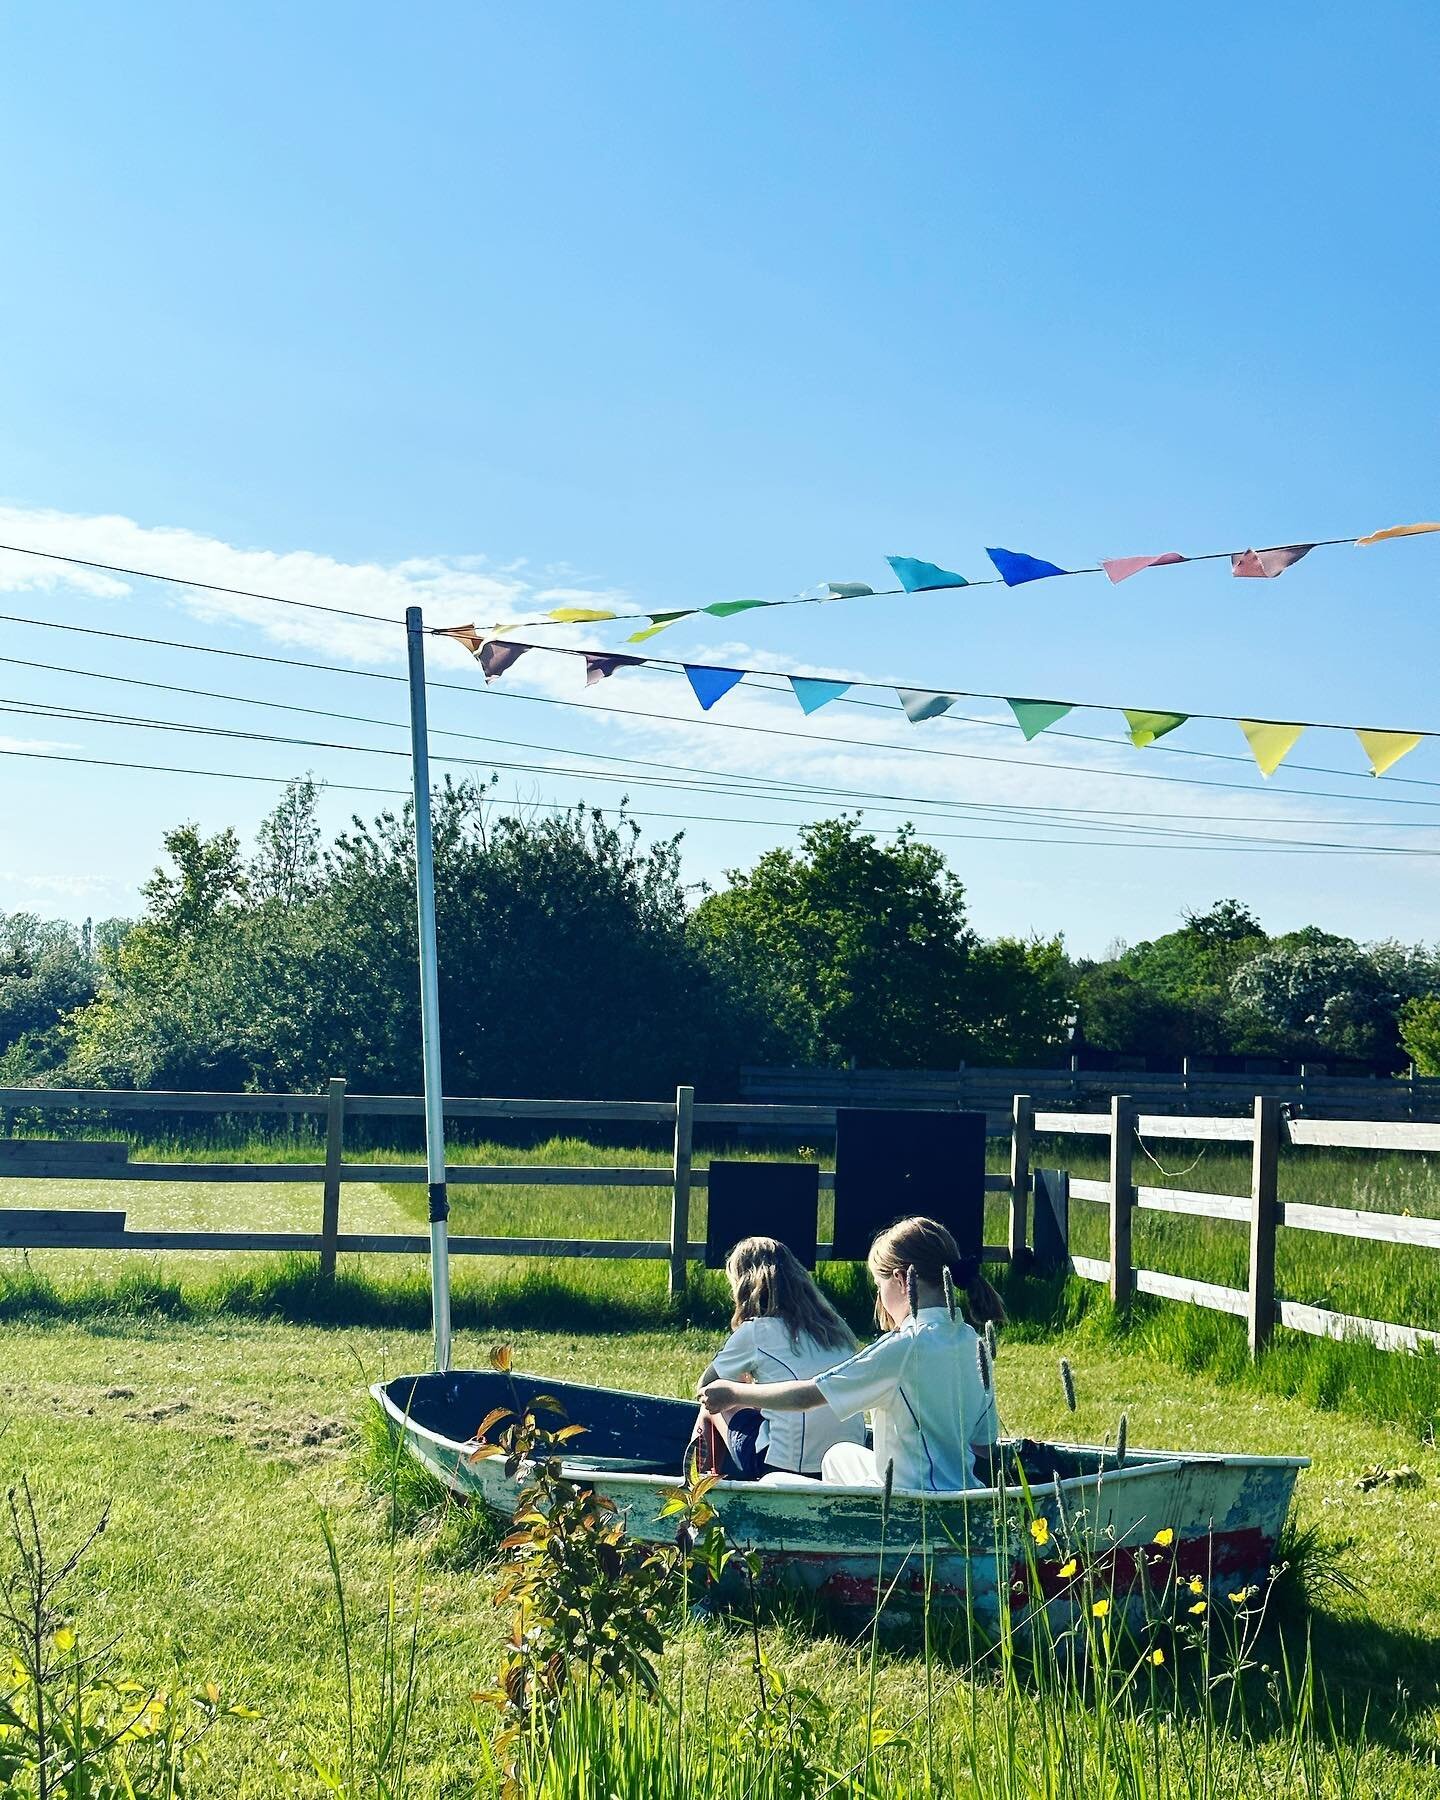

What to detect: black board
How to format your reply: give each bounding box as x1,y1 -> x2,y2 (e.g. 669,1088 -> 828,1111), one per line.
704,1159 -> 820,1269
831,1107 -> 987,1261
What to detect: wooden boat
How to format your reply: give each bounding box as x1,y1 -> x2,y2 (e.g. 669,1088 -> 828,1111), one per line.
374,1369 -> 1307,1629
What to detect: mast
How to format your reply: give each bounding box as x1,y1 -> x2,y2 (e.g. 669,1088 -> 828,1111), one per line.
405,606 -> 452,1373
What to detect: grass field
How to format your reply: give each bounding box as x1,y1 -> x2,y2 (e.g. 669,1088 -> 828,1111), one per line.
3,1131 -> 1440,1792
2,1306 -> 1440,1796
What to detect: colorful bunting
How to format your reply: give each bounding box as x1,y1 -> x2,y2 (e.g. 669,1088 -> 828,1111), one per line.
897,689 -> 958,723
789,676 -> 851,714
479,639 -> 529,681
684,665 -> 745,710
1231,545 -> 1313,579
1356,522 -> 1440,547
439,624 -> 485,654
1008,699 -> 1073,740
826,581 -> 874,598
584,652 -> 644,686
1124,709 -> 1188,748
1239,719 -> 1304,777
1355,728 -> 1424,776
887,556 -> 970,593
546,606 -> 618,623
1101,553 -> 1186,584
986,547 -> 1068,586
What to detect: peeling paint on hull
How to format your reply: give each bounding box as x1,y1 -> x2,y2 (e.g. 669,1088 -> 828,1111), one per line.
374,1370 -> 1306,1630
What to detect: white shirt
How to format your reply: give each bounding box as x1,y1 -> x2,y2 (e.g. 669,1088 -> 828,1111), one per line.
710,1317 -> 866,1474
815,1308 -> 997,1493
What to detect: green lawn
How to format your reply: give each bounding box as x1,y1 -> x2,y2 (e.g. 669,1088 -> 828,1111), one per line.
2,1304 -> 1440,1796
4,1134 -> 1440,1791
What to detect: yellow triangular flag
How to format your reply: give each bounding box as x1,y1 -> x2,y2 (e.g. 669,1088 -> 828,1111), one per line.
546,606 -> 618,624
1355,728 -> 1425,776
1355,522 -> 1440,547
1239,719 -> 1304,777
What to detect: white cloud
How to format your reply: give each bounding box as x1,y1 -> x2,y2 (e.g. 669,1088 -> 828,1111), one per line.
0,734 -> 84,753
0,502 -> 621,668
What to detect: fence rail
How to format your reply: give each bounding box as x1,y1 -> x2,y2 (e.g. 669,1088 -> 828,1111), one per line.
743,1062 -> 1440,1123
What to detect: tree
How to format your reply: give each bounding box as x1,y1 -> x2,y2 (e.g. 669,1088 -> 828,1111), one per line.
1229,937 -> 1440,1067
251,776 -> 322,907
691,818 -> 976,1068
1401,997 -> 1440,1075
961,936 -> 1072,1065
0,912 -> 122,1077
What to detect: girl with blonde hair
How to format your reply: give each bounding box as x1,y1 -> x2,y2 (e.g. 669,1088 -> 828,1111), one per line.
700,1216 -> 1000,1491
695,1236 -> 866,1480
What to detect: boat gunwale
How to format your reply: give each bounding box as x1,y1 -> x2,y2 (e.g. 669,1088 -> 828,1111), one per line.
370,1378 -> 1310,1507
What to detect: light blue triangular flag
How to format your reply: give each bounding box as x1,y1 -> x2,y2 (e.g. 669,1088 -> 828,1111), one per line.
789,677 -> 851,715
897,688 -> 957,723
684,665 -> 745,711
887,556 -> 970,593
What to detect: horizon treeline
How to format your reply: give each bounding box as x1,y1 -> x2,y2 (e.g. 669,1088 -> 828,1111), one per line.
3,777 -> 1439,1097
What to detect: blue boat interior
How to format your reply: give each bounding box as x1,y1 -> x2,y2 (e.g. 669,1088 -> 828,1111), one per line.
377,1371 -> 1141,1485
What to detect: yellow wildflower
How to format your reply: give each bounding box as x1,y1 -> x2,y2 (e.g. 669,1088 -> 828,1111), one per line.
1189,1600 -> 1207,1616
1150,1647 -> 1165,1666
54,1627 -> 75,1652
1030,1517 -> 1050,1546
1153,1528 -> 1174,1548
1059,1558 -> 1079,1579
1228,1589 -> 1249,1606
1092,1598 -> 1110,1619
1188,1576 -> 1204,1595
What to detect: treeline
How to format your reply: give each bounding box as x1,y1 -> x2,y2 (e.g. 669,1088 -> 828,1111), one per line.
2,777 -> 1438,1096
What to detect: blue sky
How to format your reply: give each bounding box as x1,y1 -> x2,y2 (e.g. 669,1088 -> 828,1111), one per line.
1,2 -> 1437,956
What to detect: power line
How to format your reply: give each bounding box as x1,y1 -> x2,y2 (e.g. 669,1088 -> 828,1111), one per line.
5,743 -> 1437,858
16,693 -> 1414,851
5,651 -> 1436,832
0,528 -> 1387,643
0,541 -> 407,626
6,605 -> 1440,812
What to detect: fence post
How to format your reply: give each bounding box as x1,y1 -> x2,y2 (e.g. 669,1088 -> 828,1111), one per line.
668,1084 -> 695,1299
1109,1094 -> 1134,1312
1247,1093 -> 1280,1358
1008,1094 -> 1033,1265
320,1077 -> 346,1278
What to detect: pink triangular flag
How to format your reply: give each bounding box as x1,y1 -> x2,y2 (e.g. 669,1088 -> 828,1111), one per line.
1232,545 -> 1314,579
1101,552 -> 1186,584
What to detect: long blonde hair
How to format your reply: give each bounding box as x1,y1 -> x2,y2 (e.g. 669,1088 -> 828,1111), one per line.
866,1216 -> 1007,1333
726,1236 -> 858,1353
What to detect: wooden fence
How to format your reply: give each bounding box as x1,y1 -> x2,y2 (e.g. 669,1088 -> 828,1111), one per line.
4,1082 -> 1439,1358
743,1062 -> 1440,1125
0,1080 -> 1018,1296
1020,1093 -> 1440,1357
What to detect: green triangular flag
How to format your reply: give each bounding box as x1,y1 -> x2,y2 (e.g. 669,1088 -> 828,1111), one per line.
1007,699 -> 1073,741
625,611 -> 692,644
1124,709 -> 1188,748
703,599 -> 770,618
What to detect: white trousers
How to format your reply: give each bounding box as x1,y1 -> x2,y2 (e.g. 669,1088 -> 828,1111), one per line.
820,1443 -> 884,1487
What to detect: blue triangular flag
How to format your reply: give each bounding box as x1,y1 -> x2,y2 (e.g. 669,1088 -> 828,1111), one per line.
789,676 -> 850,715
985,546 -> 1068,586
684,664 -> 745,711
887,556 -> 970,593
